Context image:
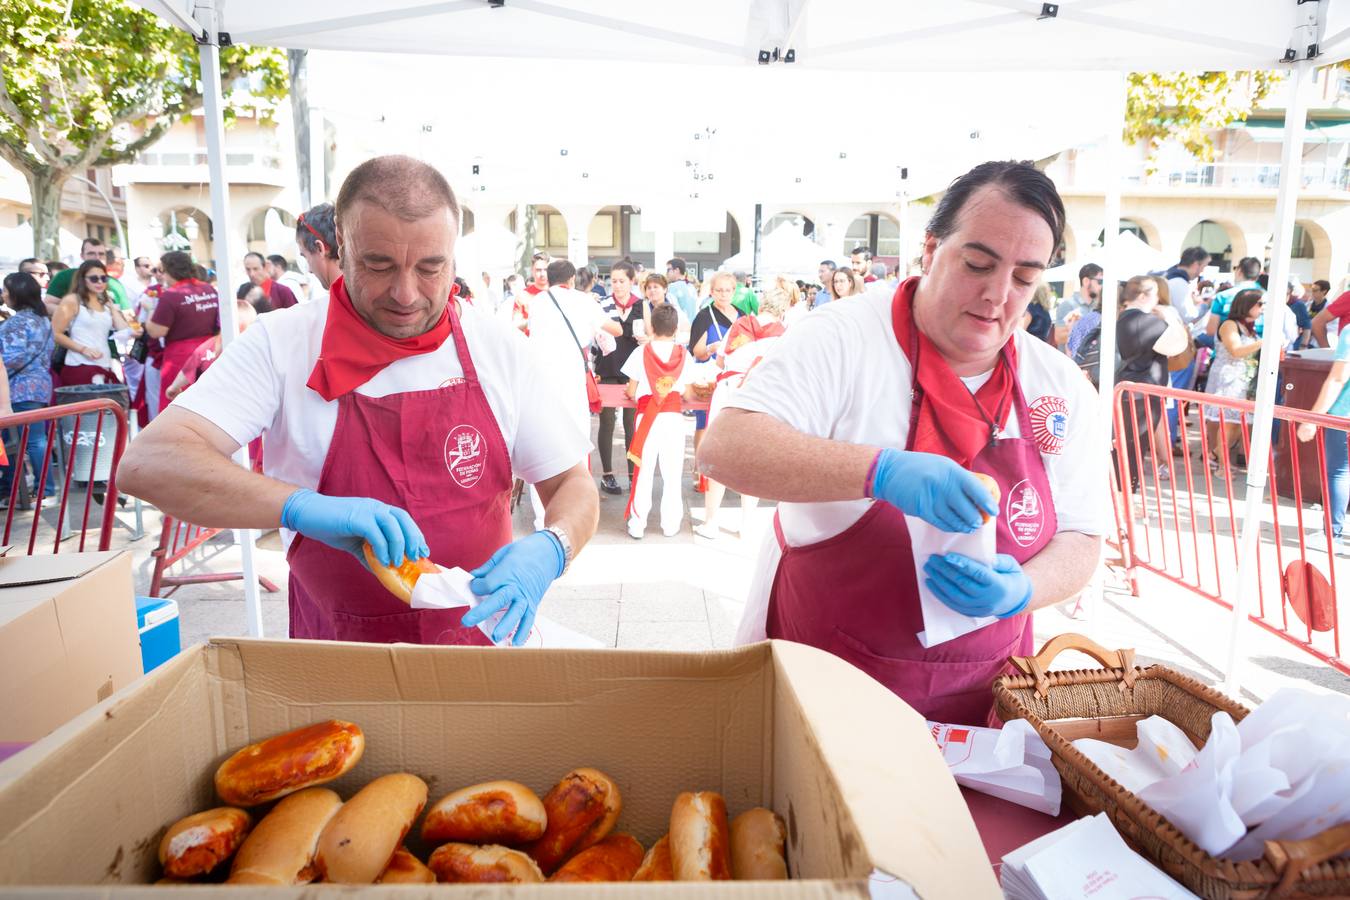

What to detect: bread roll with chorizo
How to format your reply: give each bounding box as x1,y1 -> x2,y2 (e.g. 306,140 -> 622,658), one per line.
227,788 -> 342,885
422,780 -> 547,845
973,472 -> 1001,523
521,767 -> 621,874
631,833 -> 673,881
214,719 -> 364,807
427,843 -> 545,883
363,542 -> 438,604
376,846 -> 436,885
315,773 -> 427,884
159,807 -> 252,878
730,807 -> 788,880
550,834 -> 644,883
669,791 -> 732,881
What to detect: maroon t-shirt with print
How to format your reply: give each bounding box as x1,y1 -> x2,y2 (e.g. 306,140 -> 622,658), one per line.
152,279 -> 220,344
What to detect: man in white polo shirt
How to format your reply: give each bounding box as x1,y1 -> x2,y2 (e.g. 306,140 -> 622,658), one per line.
698,160 -> 1105,726
120,155 -> 597,647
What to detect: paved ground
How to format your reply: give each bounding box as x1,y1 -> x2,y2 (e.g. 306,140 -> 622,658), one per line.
27,412 -> 1345,705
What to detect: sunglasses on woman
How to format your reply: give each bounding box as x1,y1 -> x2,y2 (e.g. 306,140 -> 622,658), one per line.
86,274 -> 108,283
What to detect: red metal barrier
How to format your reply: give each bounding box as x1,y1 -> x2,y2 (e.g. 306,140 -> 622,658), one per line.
147,516 -> 281,597
1111,381 -> 1347,676
0,399 -> 127,554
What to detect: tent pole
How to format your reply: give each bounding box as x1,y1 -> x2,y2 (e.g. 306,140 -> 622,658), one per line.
1223,60 -> 1313,698
197,2 -> 264,639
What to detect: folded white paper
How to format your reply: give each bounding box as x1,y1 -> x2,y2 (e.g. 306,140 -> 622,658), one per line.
1001,813 -> 1199,900
409,567 -> 603,649
911,514 -> 998,648
1073,715 -> 1197,795
929,719 -> 1062,816
1137,712 -> 1246,858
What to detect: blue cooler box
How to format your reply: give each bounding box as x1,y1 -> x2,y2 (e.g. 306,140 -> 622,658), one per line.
135,597 -> 181,674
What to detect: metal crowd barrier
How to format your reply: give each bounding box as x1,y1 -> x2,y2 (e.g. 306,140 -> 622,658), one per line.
1110,381 -> 1347,677
0,399 -> 128,554
148,516 -> 281,598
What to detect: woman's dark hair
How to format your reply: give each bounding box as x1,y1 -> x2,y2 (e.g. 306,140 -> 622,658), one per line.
454,276 -> 473,299
160,251 -> 196,282
1228,289 -> 1265,333
72,258 -> 108,307
2,272 -> 48,318
610,260 -> 637,281
927,160 -> 1065,257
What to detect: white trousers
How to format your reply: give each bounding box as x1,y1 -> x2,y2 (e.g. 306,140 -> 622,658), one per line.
629,412 -> 686,534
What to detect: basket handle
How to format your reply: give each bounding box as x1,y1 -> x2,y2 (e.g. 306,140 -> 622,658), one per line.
1264,822 -> 1350,895
1009,633 -> 1138,698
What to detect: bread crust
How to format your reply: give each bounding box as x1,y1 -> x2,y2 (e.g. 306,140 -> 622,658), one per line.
376,846 -> 436,884
363,542 -> 438,604
422,780 -> 547,845
973,472 -> 1001,522
550,834 -> 644,882
158,807 -> 252,878
315,773 -> 428,884
669,791 -> 732,881
631,833 -> 673,881
227,788 -> 342,885
214,719 -> 365,807
730,807 -> 788,880
427,843 -> 546,883
521,768 -> 621,874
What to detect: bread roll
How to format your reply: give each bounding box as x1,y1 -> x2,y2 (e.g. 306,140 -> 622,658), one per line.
730,807 -> 788,880
973,472 -> 1001,523
376,846 -> 435,885
550,833 -> 644,882
158,807 -> 252,878
522,768 -> 621,874
315,773 -> 427,884
363,542 -> 438,604
227,788 -> 342,885
669,791 -> 732,881
631,833 -> 673,881
422,780 -> 547,845
214,719 -> 364,807
427,843 -> 545,883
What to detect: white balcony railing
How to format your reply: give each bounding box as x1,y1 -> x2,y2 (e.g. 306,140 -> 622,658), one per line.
133,150 -> 283,169
1124,161 -> 1350,192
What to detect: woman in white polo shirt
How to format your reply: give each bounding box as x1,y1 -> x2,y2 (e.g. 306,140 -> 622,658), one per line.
698,161 -> 1107,726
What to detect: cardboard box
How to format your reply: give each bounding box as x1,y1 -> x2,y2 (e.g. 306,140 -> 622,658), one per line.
0,638 -> 1000,897
0,550 -> 140,743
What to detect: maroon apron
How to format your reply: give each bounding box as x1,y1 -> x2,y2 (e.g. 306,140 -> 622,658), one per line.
765,342 -> 1057,725
286,303 -> 509,644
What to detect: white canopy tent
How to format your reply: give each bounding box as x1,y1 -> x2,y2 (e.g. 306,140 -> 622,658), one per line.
1041,231 -> 1169,284
131,0 -> 1348,698
721,224 -> 839,282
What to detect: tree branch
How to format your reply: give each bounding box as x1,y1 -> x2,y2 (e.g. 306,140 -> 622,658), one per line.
0,47 -> 60,165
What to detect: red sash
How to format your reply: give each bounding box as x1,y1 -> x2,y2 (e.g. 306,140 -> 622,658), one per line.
723,317 -> 785,356
624,343 -> 686,517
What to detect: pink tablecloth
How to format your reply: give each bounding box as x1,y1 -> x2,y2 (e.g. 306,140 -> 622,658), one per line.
962,786 -> 1077,876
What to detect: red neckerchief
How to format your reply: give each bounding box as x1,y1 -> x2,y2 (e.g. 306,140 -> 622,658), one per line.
723,316 -> 785,356
260,277 -> 274,297
641,342 -> 686,403
524,283 -> 544,296
612,290 -> 637,312
891,276 -> 1017,468
306,276 -> 455,402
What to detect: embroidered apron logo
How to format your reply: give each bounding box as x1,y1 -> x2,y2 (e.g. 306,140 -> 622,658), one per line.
444,425 -> 486,488
1005,479 -> 1045,547
1029,395 -> 1069,455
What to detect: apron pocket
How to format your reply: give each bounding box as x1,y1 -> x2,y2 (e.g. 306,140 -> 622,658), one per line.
330,608 -> 427,644
828,628 -> 1005,726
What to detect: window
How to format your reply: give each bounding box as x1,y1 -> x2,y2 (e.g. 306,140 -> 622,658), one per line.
587,213 -> 617,249
532,211 -> 567,249
843,214 -> 900,258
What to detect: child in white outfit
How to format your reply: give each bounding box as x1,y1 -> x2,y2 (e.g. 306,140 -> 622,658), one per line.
621,304 -> 696,538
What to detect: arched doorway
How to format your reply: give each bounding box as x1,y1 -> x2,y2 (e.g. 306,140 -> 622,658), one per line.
151,207 -> 213,267
532,205 -> 568,259
1182,219 -> 1241,273
1096,217 -> 1161,250
763,212 -> 815,240
843,212 -> 900,268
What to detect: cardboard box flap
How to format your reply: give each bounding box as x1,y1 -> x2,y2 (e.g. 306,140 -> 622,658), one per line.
0,551 -> 123,589
769,640 -> 1001,899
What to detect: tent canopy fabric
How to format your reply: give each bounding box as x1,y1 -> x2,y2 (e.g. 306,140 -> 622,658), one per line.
136,0 -> 1348,71
721,224 -> 837,280
1042,231 -> 1168,283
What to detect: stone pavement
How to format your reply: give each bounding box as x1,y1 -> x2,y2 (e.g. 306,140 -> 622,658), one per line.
102,413 -> 1347,704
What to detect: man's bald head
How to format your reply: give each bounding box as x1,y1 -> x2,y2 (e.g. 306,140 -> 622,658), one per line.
335,155 -> 461,228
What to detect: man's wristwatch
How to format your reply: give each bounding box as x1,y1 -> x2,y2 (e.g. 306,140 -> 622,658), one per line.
541,525 -> 574,576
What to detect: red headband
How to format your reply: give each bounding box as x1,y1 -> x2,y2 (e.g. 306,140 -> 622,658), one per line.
297,213 -> 328,249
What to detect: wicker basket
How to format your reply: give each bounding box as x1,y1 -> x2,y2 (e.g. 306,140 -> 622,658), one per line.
992,633 -> 1350,899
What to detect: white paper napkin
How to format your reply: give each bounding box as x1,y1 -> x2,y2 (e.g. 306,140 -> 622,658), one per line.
930,719 -> 1062,816
911,514 -> 998,648
409,567 -> 603,649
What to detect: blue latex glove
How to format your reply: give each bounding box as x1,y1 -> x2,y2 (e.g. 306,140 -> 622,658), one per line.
280,488 -> 429,568
869,448 -> 998,533
922,552 -> 1032,619
463,531 -> 565,646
